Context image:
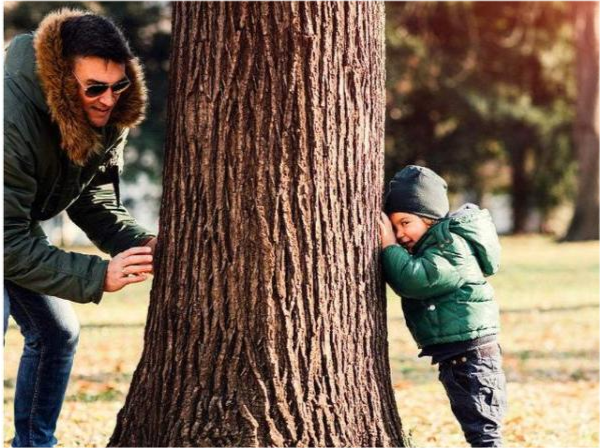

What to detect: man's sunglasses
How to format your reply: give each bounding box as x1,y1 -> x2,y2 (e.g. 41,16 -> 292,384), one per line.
73,72 -> 131,98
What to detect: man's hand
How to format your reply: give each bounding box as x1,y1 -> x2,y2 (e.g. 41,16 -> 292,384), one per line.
378,212 -> 398,249
104,246 -> 153,292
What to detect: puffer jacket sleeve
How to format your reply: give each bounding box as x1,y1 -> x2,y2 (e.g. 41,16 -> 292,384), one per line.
66,133 -> 155,257
66,179 -> 155,257
4,123 -> 109,304
381,244 -> 465,299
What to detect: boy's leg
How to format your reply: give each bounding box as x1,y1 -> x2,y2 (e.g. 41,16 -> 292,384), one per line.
4,282 -> 80,448
438,344 -> 507,447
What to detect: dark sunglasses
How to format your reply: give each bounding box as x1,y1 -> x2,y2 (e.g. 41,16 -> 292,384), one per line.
73,72 -> 131,98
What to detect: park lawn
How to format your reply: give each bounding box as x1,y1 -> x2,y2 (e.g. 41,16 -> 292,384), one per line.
4,236 -> 599,447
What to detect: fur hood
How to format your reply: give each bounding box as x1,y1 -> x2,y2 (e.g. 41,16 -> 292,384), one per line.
33,9 -> 147,166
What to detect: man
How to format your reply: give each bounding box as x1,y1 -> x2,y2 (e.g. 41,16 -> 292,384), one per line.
4,9 -> 157,447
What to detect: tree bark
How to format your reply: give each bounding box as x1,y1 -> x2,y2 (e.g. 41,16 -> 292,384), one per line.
564,1 -> 599,241
109,2 -> 405,446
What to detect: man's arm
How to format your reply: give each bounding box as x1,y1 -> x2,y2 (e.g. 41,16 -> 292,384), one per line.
66,176 -> 155,257
4,123 -> 109,303
66,131 -> 156,257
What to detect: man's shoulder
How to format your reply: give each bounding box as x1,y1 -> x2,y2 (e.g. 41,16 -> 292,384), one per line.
4,94 -> 37,124
4,97 -> 49,144
4,96 -> 57,171
4,33 -> 35,76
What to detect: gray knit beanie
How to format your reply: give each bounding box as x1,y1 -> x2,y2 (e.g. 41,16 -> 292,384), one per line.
384,165 -> 449,219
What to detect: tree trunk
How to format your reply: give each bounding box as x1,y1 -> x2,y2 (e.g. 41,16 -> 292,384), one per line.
510,146 -> 530,233
109,2 -> 405,446
564,1 -> 599,241
508,126 -> 533,234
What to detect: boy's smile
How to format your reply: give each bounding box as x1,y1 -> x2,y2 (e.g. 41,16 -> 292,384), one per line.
389,212 -> 430,252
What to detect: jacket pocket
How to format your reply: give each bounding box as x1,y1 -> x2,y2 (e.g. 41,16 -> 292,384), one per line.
456,282 -> 493,303
474,372 -> 507,420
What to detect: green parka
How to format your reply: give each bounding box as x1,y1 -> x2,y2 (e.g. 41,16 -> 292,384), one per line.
382,204 -> 501,348
4,10 -> 154,304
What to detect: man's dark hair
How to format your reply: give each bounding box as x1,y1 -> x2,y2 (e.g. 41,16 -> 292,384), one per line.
61,14 -> 133,63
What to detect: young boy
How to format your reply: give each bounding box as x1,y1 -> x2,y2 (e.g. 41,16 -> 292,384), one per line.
378,165 -> 507,448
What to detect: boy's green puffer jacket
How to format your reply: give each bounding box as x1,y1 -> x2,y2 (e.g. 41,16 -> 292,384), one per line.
382,204 -> 501,348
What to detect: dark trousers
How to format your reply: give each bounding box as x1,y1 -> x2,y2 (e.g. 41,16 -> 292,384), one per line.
4,281 -> 80,447
438,344 -> 507,447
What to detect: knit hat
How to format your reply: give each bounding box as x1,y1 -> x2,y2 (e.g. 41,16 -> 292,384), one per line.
384,165 -> 449,219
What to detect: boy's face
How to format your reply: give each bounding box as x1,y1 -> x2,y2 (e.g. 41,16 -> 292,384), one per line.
389,212 -> 430,252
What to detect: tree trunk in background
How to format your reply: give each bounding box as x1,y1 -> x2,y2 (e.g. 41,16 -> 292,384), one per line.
509,125 -> 534,234
510,145 -> 530,234
564,2 -> 599,241
110,3 -> 405,446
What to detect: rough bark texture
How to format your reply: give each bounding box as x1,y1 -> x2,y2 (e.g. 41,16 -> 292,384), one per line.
564,1 -> 599,241
109,2 -> 405,446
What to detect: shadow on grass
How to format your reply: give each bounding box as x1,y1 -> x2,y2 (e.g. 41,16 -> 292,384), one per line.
509,349 -> 598,360
390,348 -> 599,384
516,367 -> 599,382
65,389 -> 123,403
500,303 -> 599,314
70,372 -> 133,383
80,323 -> 144,329
389,303 -> 599,323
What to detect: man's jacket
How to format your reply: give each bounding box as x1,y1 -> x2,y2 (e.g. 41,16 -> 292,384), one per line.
4,10 -> 154,303
382,204 -> 501,348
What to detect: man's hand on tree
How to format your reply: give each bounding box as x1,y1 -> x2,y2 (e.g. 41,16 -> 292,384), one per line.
104,246 -> 153,292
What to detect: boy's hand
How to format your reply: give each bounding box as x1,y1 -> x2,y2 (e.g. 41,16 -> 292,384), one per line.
378,212 -> 397,249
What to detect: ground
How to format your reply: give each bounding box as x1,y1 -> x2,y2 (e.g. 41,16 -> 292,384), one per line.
4,236 -> 599,447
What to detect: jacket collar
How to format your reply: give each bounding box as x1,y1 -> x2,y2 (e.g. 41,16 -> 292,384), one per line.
33,8 -> 147,166
412,222 -> 444,255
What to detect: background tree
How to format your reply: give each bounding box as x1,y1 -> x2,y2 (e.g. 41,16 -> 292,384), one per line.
385,2 -> 577,234
7,1 -> 591,238
109,3 -> 406,446
563,1 -> 599,241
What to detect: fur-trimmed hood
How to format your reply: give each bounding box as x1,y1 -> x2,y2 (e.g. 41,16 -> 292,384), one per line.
32,9 -> 147,166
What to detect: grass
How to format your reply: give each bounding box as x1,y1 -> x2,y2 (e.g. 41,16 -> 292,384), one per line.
4,236 -> 599,447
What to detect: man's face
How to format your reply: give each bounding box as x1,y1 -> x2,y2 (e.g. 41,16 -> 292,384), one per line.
73,56 -> 127,128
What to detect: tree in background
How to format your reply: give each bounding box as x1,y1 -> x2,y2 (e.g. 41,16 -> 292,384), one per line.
109,3 -> 405,446
7,2 -> 591,238
4,1 -> 171,183
385,2 -> 578,234
563,1 -> 599,241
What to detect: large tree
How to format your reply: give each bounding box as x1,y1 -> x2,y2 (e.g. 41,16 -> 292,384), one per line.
564,1 -> 599,241
109,3 -> 406,446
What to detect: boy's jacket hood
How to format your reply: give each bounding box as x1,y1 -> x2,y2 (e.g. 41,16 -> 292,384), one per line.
418,203 -> 501,276
6,8 -> 147,166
